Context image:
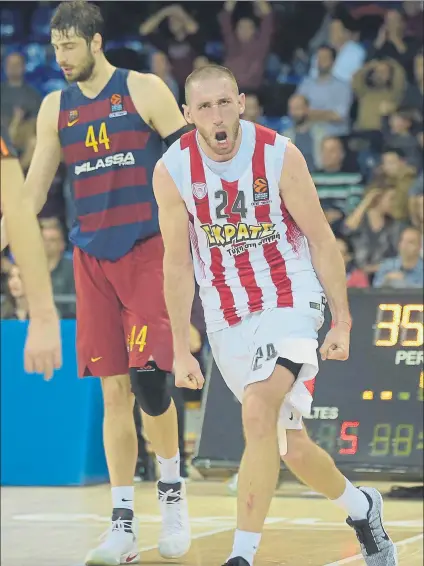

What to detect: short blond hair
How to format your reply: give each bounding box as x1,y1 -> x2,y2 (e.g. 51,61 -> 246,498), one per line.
185,64 -> 239,103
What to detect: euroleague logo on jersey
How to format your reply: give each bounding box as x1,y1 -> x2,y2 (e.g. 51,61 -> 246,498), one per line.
252,176 -> 270,206
192,182 -> 208,199
109,93 -> 127,118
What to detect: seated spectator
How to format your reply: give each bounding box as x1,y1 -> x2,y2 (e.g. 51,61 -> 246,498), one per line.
150,51 -> 179,101
369,9 -> 420,81
343,188 -> 404,279
403,0 -> 424,41
41,223 -> 75,318
313,137 -> 364,227
352,58 -> 406,132
408,171 -> 423,231
383,109 -> 421,170
297,45 -> 352,137
219,0 -> 273,90
336,235 -> 369,288
242,93 -> 266,125
373,226 -> 423,288
1,265 -> 29,320
400,50 -> 424,126
139,4 -> 203,88
282,94 -> 327,172
0,52 -> 41,172
368,147 -> 416,220
309,18 -> 366,83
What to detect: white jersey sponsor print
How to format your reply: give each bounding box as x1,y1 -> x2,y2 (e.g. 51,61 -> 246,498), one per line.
163,121 -> 323,332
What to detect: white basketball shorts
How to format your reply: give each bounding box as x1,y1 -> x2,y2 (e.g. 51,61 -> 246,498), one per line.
208,296 -> 325,433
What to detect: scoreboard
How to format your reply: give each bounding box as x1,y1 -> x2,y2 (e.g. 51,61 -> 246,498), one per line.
305,292 -> 423,475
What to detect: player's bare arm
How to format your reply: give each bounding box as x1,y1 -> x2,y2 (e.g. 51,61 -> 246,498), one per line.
127,72 -> 187,139
279,142 -> 351,361
153,159 -> 204,390
1,152 -> 61,380
1,91 -> 62,251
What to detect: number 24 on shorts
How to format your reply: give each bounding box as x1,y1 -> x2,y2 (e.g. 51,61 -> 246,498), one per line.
128,325 -> 147,352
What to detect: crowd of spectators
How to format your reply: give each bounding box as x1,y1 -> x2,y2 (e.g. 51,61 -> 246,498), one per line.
1,0 -> 423,320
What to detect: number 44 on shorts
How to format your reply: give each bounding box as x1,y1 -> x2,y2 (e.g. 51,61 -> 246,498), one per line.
252,343 -> 277,371
128,325 -> 147,352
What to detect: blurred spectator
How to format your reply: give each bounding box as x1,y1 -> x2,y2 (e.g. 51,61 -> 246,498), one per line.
139,4 -> 203,87
408,171 -> 423,230
150,51 -> 179,101
352,58 -> 406,132
402,1 -> 424,41
297,45 -> 352,137
383,109 -> 421,170
373,226 -> 423,288
368,148 -> 416,220
400,50 -> 424,125
336,235 -> 369,288
307,1 -> 348,53
309,18 -> 366,82
192,55 -> 210,71
343,188 -> 404,278
369,9 -> 420,81
41,223 -> 75,318
313,137 -> 364,228
1,265 -> 29,320
242,93 -> 265,125
282,94 -> 327,172
0,52 -> 41,171
219,0 -> 273,90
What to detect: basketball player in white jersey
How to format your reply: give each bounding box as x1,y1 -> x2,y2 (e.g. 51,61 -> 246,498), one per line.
153,65 -> 397,566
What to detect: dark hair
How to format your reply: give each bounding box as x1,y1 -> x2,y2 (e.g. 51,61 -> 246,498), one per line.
50,0 -> 104,44
317,44 -> 337,62
185,64 -> 238,103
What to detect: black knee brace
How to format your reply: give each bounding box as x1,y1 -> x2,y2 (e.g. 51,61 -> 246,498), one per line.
130,362 -> 171,417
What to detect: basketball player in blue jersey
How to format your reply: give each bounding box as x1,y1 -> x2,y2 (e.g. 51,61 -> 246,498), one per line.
1,2 -> 193,564
1,126 -> 62,381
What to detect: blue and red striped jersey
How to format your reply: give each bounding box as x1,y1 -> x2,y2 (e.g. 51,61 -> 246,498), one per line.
58,68 -> 163,260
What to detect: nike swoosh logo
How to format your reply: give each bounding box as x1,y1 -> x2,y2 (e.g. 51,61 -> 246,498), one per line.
121,498 -> 132,502
90,357 -> 102,362
126,554 -> 139,563
289,412 -> 294,421
67,119 -> 79,127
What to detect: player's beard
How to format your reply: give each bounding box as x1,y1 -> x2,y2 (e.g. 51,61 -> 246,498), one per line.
66,53 -> 96,83
199,118 -> 241,157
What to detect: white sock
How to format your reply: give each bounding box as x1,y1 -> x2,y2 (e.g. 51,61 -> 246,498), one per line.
157,451 -> 180,483
331,478 -> 370,520
229,530 -> 261,566
112,486 -> 134,511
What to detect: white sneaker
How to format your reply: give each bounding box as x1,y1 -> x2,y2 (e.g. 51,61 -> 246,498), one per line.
85,517 -> 140,566
157,480 -> 191,558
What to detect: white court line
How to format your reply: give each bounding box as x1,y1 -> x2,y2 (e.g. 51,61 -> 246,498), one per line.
138,517 -> 285,552
321,533 -> 424,566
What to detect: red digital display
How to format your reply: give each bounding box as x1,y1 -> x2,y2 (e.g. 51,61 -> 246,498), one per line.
339,421 -> 359,455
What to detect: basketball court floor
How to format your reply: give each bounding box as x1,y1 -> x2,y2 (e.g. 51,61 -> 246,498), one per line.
2,480 -> 422,566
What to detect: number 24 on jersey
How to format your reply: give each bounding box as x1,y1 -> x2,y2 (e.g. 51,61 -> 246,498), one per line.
85,122 -> 110,153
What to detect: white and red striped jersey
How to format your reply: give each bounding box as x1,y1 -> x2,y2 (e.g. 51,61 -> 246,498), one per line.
162,120 -> 323,332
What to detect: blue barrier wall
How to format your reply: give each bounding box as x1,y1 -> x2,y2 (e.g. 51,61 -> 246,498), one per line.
1,320 -> 109,486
